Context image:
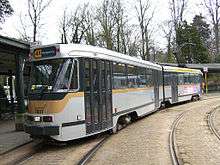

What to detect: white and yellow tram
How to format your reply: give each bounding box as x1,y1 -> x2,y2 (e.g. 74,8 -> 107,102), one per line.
24,44 -> 202,141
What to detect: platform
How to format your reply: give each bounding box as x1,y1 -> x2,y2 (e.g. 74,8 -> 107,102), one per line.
0,119 -> 32,154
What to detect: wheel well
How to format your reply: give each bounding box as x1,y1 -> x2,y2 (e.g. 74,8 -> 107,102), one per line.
191,94 -> 200,101
117,111 -> 138,124
162,100 -> 171,107
129,111 -> 138,121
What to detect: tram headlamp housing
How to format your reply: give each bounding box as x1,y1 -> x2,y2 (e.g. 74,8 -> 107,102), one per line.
43,116 -> 53,122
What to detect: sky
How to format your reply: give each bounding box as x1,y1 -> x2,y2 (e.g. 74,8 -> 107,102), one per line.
0,0 -> 205,49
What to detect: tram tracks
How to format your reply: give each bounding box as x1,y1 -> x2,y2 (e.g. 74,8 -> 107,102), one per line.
207,106 -> 220,141
0,140 -> 43,165
77,135 -> 110,165
169,111 -> 187,165
169,103 -> 220,165
5,134 -> 111,165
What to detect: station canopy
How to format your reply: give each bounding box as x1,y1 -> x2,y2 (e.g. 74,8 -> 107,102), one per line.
0,35 -> 30,74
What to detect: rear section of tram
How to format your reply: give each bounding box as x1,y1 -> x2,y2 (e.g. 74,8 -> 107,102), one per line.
162,66 -> 203,104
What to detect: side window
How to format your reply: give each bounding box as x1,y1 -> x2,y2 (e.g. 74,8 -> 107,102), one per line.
138,67 -> 147,88
164,72 -> 171,86
69,60 -> 78,90
92,60 -> 99,91
178,73 -> 184,85
84,59 -> 90,91
127,65 -> 138,88
101,61 -> 106,90
113,63 -> 127,89
184,73 -> 189,84
158,71 -> 162,86
189,74 -> 193,84
146,68 -> 153,87
164,73 -> 168,86
60,59 -> 73,90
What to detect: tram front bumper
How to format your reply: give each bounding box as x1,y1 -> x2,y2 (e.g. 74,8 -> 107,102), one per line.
24,125 -> 60,136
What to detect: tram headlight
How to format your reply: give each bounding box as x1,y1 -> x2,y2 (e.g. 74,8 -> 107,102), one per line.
34,116 -> 41,122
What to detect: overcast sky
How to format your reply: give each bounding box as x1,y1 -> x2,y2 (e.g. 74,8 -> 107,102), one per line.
0,0 -> 205,49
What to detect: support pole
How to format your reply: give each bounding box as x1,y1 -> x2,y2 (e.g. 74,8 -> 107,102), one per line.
205,72 -> 208,94
8,70 -> 14,113
15,54 -> 25,131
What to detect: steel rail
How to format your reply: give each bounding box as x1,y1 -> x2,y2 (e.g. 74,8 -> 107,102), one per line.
169,111 -> 186,165
77,135 -> 110,165
208,107 -> 220,141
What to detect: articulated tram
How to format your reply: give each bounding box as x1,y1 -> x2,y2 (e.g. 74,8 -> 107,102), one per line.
24,44 -> 202,141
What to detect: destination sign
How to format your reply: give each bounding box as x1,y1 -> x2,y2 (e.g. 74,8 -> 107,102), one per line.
33,47 -> 56,59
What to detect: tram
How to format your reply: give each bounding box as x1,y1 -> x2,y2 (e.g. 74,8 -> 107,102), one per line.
24,44 -> 202,141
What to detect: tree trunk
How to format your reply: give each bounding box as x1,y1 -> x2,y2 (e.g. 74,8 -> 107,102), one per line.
214,24 -> 219,59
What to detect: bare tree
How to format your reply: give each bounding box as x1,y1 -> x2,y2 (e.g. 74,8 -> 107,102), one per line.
69,4 -> 89,43
135,0 -> 154,60
27,0 -> 53,42
109,0 -> 132,54
96,0 -> 116,50
160,20 -> 175,63
84,9 -> 96,45
127,32 -> 141,57
169,0 -> 188,63
203,0 -> 220,60
17,13 -> 31,41
59,4 -> 89,44
59,9 -> 70,44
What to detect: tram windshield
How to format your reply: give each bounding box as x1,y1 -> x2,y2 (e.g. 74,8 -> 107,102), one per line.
30,58 -> 78,93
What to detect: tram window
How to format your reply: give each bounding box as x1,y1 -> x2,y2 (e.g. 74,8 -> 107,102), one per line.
138,67 -> 147,88
193,75 -> 197,84
178,74 -> 184,85
70,60 -> 79,90
101,61 -> 105,90
195,74 -> 200,84
92,61 -> 99,91
158,71 -> 162,86
164,72 -> 169,85
197,75 -> 201,83
164,72 -> 171,86
127,65 -> 138,88
164,74 -> 168,86
106,61 -> 111,90
61,60 -> 73,90
84,60 -> 90,91
193,74 -> 198,84
189,74 -> 193,84
146,68 -> 153,87
188,74 -> 192,84
183,73 -> 189,84
113,63 -> 127,89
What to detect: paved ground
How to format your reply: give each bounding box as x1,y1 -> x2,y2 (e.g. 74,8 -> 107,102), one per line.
20,135 -> 105,165
213,106 -> 220,135
0,120 -> 31,154
88,95 -> 220,165
1,94 -> 220,164
175,98 -> 220,165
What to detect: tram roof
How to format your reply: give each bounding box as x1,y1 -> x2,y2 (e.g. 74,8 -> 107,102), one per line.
163,66 -> 203,74
30,44 -> 162,70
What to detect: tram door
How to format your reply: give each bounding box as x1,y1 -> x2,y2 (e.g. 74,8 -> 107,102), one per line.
171,73 -> 178,103
153,70 -> 160,108
84,59 -> 113,134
